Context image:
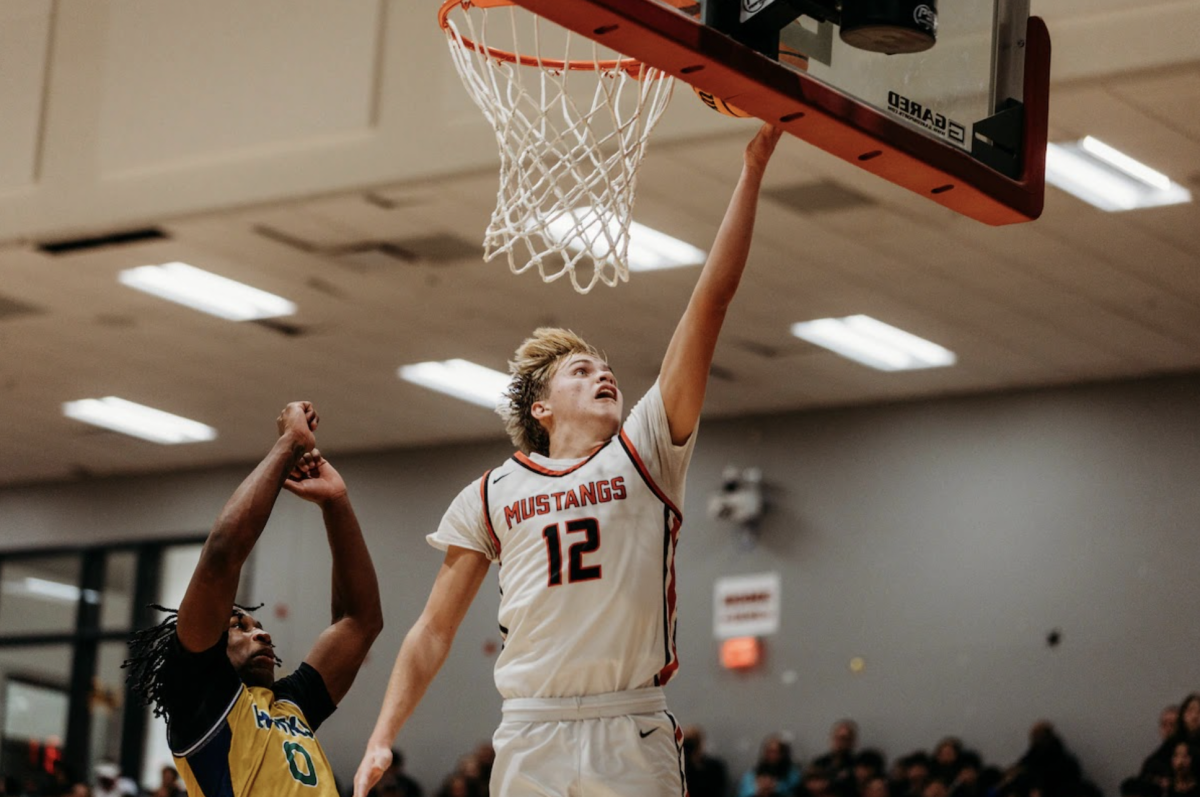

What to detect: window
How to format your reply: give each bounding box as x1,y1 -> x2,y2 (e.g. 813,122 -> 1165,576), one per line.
0,539 -> 205,791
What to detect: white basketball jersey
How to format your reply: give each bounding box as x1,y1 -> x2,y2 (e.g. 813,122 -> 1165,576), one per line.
428,382 -> 696,699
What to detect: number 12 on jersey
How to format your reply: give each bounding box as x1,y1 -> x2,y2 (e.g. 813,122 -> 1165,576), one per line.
542,519 -> 602,586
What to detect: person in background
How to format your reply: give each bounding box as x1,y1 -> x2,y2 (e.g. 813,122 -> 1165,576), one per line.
930,738 -> 963,784
367,750 -> 422,797
812,721 -> 859,785
947,752 -> 984,797
1150,701 -> 1200,786
149,766 -> 185,797
846,750 -> 887,797
739,735 -> 802,797
1168,742 -> 1200,797
683,726 -> 730,797
92,764 -> 135,797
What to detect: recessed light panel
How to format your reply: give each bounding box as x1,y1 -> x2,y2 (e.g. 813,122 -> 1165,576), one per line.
118,261 -> 296,320
398,359 -> 511,409
63,397 -> 218,444
1046,137 -> 1191,212
790,315 -> 956,371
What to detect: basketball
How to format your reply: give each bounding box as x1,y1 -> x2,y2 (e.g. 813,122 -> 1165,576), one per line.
692,86 -> 752,118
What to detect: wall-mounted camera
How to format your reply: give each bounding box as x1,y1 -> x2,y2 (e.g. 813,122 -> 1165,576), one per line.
707,466 -> 765,526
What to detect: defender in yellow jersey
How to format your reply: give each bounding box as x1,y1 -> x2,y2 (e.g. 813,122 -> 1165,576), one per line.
126,402 -> 383,797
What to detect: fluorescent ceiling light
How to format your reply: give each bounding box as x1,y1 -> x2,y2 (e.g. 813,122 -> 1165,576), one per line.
2,577 -> 100,604
398,359 -> 511,409
1046,137 -> 1191,212
543,208 -> 707,271
118,261 -> 297,320
62,397 -> 218,444
791,315 -> 956,371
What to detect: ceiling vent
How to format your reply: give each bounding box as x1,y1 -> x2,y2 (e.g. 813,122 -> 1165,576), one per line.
255,224 -> 480,269
37,227 -> 168,255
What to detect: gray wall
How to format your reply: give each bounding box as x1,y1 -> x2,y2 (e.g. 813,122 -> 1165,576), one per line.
3,374 -> 1198,794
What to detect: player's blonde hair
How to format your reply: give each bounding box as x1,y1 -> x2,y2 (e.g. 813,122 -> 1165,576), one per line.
499,328 -> 603,455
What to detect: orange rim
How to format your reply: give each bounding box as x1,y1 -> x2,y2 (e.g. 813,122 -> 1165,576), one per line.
437,0 -> 650,77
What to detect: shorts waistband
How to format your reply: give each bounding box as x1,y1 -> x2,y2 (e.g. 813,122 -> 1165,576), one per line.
501,687 -> 668,722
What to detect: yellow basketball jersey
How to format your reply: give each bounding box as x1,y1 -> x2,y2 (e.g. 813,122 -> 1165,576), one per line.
174,683 -> 338,797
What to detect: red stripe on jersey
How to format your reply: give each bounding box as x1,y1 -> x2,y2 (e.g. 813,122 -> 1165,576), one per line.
618,430 -> 682,519
480,469 -> 502,558
656,513 -> 683,686
512,443 -> 609,477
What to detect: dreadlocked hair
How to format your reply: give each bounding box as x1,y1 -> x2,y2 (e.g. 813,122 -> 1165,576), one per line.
123,602 -> 278,719
497,328 -> 603,455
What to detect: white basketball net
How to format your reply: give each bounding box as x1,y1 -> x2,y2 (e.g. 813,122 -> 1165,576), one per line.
443,2 -> 675,293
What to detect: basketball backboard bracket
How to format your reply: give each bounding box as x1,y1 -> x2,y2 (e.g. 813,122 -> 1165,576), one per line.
701,0 -> 838,59
508,0 -> 1050,225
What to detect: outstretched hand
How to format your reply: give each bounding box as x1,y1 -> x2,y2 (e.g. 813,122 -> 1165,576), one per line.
352,744 -> 393,797
277,401 -> 318,451
283,450 -> 347,505
744,123 -> 783,175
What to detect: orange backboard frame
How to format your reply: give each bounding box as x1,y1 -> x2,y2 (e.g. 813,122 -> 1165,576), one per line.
508,0 -> 1050,225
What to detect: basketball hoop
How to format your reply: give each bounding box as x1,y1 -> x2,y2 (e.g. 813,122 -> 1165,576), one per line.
438,0 -> 675,293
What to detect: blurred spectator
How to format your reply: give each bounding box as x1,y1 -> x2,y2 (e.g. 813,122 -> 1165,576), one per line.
846,750 -> 887,797
813,721 -> 859,785
1167,742 -> 1200,797
739,736 -> 801,797
948,752 -> 984,797
471,743 -> 495,787
1001,721 -> 1083,797
148,767 -> 184,797
91,764 -> 136,797
1181,697 -> 1200,746
753,764 -> 782,797
1121,776 -> 1161,797
900,753 -> 932,797
453,753 -> 486,797
930,738 -> 963,784
798,766 -> 835,797
368,749 -> 423,797
862,776 -> 890,797
433,775 -> 473,797
1164,707 -> 1184,742
683,725 -> 730,797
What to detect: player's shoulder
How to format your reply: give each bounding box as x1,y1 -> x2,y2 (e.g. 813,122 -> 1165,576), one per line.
453,457 -> 520,502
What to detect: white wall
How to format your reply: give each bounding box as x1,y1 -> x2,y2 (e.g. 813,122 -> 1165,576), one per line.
3,373 -> 1198,794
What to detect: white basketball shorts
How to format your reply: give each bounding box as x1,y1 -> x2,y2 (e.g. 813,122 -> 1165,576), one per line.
490,687 -> 688,797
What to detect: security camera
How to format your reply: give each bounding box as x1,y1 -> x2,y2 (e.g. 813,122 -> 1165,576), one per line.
707,466 -> 764,525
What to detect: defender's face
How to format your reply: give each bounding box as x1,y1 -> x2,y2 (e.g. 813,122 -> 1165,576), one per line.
538,354 -> 622,439
226,612 -> 276,688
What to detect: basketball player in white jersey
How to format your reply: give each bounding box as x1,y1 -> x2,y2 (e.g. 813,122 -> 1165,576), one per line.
353,123 -> 782,797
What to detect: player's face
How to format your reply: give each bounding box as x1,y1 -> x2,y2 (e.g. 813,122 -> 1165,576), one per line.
226,612 -> 277,688
540,354 -> 622,438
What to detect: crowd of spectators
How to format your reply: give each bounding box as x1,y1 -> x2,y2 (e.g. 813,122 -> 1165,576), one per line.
1126,694 -> 1200,797
684,718 -> 1094,797
7,696 -> 1199,797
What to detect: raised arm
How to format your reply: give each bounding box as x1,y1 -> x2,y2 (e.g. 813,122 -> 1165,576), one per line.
175,402 -> 317,653
283,451 -> 384,704
352,545 -> 491,797
659,124 -> 782,445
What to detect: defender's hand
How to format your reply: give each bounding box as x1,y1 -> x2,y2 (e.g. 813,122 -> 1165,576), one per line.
352,745 -> 393,797
744,123 -> 782,174
276,401 -> 318,451
283,450 -> 348,506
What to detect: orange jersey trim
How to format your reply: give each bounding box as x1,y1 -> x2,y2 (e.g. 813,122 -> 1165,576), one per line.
617,430 -> 682,519
512,442 -> 611,477
480,469 -> 502,558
